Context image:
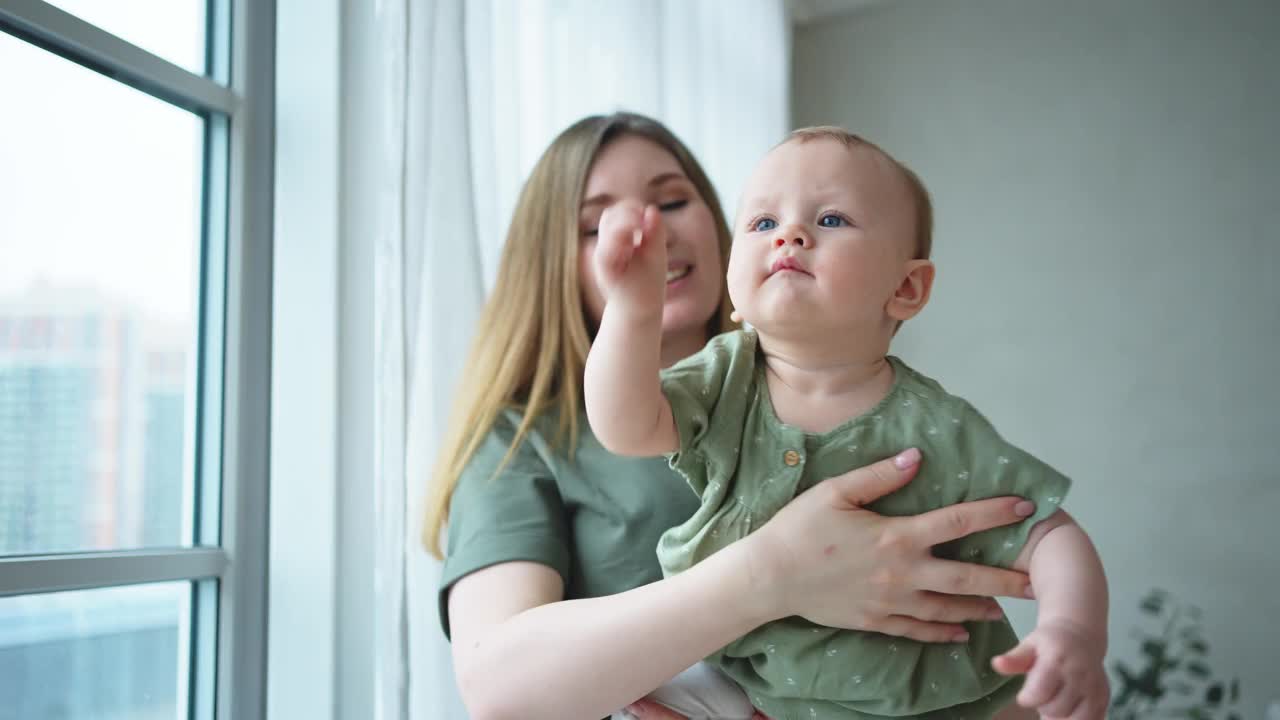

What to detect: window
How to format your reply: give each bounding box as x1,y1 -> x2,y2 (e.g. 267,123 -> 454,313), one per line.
0,1 -> 273,719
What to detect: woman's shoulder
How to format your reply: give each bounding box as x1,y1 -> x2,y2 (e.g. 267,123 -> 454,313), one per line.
454,405 -> 552,481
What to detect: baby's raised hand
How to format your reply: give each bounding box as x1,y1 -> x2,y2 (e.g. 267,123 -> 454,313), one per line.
593,199 -> 668,314
992,619 -> 1109,720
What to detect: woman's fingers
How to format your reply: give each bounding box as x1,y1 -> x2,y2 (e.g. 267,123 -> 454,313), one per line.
903,591 -> 1004,624
913,557 -> 1032,600
821,448 -> 922,507
910,496 -> 1036,547
872,614 -> 970,644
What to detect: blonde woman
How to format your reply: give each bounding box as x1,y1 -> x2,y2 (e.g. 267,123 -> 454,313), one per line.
425,113 -> 1042,720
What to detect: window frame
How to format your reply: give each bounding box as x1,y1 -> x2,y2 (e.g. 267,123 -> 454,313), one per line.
0,1 -> 275,719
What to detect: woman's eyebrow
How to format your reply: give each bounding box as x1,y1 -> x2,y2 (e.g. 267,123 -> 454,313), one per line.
581,193 -> 612,209
647,172 -> 687,188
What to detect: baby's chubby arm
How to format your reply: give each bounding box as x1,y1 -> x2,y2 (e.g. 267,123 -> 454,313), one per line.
995,511 -> 1109,720
584,200 -> 680,457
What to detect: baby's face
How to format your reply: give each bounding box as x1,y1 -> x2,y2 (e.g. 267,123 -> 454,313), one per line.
727,139 -> 918,339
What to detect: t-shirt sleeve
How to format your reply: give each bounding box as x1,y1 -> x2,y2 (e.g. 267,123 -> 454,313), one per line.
940,401 -> 1072,568
659,332 -> 741,494
436,412 -> 571,639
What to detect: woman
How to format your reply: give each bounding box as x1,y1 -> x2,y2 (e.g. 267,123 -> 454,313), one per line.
424,113 -> 1039,720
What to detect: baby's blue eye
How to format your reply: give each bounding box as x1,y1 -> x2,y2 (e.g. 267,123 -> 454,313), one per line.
818,214 -> 846,228
753,218 -> 777,232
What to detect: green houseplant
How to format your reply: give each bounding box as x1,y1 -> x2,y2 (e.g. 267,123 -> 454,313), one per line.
1109,588 -> 1241,720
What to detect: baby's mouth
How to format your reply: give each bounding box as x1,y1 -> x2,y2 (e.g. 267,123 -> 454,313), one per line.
666,264 -> 692,283
768,256 -> 812,276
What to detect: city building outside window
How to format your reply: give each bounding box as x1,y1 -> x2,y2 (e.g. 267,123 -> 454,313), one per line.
0,2 -> 274,718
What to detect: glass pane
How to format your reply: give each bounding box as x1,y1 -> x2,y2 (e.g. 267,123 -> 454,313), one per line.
44,0 -> 207,75
0,582 -> 191,720
0,34 -> 202,554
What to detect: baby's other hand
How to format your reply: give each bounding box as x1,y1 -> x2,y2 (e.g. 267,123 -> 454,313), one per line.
992,619 -> 1109,720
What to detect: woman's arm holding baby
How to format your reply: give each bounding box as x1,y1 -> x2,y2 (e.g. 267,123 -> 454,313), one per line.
995,511 -> 1110,720
584,200 -> 679,456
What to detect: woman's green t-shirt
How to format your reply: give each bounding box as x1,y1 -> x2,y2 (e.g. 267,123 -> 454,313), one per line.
437,407 -> 701,638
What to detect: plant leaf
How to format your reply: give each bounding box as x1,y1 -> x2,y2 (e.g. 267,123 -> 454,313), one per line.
1186,662 -> 1211,678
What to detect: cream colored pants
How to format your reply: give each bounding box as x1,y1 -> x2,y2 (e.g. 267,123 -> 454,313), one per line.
613,662 -> 756,720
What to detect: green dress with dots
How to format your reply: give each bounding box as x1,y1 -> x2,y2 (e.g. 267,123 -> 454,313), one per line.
658,329 -> 1071,720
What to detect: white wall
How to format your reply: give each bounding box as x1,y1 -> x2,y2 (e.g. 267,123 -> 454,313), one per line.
794,0 -> 1279,714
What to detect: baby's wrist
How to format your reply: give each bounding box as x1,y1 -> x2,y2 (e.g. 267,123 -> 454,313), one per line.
603,292 -> 663,324
1036,616 -> 1108,655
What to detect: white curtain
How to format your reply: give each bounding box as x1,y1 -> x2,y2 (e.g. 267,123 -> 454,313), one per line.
372,2 -> 790,718
466,0 -> 793,287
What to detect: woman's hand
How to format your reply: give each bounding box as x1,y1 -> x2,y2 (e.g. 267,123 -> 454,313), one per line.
623,699 -> 772,720
741,447 -> 1036,643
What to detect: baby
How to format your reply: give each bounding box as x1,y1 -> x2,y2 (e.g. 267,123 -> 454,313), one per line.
586,127 -> 1109,720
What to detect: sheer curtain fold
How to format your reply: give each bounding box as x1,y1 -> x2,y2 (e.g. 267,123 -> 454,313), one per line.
375,1 -> 479,719
372,2 -> 789,717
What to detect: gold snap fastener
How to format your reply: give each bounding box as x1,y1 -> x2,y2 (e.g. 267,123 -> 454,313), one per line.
783,450 -> 801,466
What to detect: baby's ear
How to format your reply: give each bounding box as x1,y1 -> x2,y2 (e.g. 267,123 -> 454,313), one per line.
886,260 -> 935,322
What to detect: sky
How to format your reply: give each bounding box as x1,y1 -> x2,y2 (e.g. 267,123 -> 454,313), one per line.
0,1 -> 207,324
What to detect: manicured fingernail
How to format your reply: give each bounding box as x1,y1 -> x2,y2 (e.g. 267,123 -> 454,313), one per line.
894,448 -> 921,469
953,631 -> 970,642
1014,500 -> 1035,517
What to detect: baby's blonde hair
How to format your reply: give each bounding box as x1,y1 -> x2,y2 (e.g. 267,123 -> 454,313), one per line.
785,126 -> 933,261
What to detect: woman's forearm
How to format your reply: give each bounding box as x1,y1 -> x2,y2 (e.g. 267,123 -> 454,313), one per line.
454,541 -> 773,720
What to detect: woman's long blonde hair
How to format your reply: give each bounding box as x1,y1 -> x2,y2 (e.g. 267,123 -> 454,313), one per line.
423,113 -> 737,558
